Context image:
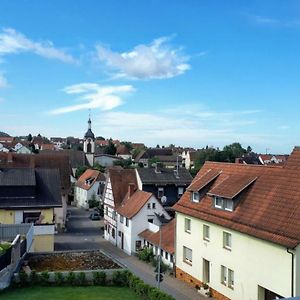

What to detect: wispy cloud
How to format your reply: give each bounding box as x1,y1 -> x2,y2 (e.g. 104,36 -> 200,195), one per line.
0,28 -> 76,64
49,83 -> 134,114
0,73 -> 8,88
249,14 -> 300,28
252,15 -> 279,25
93,107 -> 266,147
96,36 -> 190,80
278,125 -> 289,130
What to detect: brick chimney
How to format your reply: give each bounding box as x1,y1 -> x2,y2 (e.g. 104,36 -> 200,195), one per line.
7,152 -> 13,163
128,183 -> 136,199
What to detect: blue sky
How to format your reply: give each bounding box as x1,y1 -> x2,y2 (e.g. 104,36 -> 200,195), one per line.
0,0 -> 299,153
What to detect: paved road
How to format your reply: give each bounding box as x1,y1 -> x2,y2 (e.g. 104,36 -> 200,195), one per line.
55,206 -> 208,300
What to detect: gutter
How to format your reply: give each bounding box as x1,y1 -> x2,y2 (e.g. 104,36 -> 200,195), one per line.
286,248 -> 294,297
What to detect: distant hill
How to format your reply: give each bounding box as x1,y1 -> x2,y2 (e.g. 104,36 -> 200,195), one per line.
0,131 -> 10,137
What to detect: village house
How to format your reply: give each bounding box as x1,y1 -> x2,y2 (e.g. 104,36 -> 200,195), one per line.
173,147 -> 300,300
115,186 -> 170,255
74,169 -> 105,209
136,165 -> 193,213
0,167 -> 62,252
116,144 -> 132,160
139,218 -> 175,268
259,154 -> 289,165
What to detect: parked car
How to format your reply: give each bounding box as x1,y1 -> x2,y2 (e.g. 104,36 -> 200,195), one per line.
89,212 -> 101,220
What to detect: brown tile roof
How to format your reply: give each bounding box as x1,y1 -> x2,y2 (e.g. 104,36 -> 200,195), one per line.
108,168 -> 137,208
207,174 -> 257,199
0,152 -> 71,193
187,169 -> 220,192
116,145 -> 131,155
117,190 -> 152,219
139,219 -> 175,254
174,147 -> 300,248
41,144 -> 55,151
76,169 -> 103,190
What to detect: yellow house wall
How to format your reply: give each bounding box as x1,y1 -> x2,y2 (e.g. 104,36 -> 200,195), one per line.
176,212 -> 292,300
32,235 -> 54,252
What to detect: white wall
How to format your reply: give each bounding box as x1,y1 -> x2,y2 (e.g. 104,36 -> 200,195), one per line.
75,182 -> 100,209
295,244 -> 300,296
94,156 -> 119,167
176,212 -> 293,300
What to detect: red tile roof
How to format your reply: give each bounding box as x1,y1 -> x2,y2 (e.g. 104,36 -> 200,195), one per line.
174,147 -> 300,248
76,169 -> 103,190
117,190 -> 152,219
207,174 -> 257,199
139,219 -> 175,254
116,145 -> 131,155
187,169 -> 220,192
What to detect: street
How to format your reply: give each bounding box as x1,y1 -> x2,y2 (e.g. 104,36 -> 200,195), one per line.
55,206 -> 208,300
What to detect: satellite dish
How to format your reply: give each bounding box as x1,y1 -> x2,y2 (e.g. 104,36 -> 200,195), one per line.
161,196 -> 167,204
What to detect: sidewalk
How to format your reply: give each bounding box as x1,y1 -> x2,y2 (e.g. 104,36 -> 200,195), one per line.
98,239 -> 208,300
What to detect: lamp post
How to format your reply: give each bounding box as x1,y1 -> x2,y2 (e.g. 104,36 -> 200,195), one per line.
157,223 -> 162,289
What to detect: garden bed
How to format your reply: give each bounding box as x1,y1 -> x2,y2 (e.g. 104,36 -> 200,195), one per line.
26,251 -> 120,271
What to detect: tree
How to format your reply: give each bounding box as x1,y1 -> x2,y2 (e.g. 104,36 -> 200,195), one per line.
156,144 -> 160,148
27,133 -> 32,142
93,163 -> 105,173
246,146 -> 252,153
37,133 -> 41,137
120,141 -> 133,151
104,140 -> 116,155
75,166 -> 88,178
96,136 -> 105,141
113,158 -> 133,169
223,142 -> 246,162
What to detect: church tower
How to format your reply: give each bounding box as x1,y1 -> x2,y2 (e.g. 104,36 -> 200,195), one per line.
83,116 -> 95,166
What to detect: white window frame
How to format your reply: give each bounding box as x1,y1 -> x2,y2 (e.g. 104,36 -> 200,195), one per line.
223,232 -> 232,250
184,218 -> 191,233
183,246 -> 192,265
221,265 -> 227,285
224,199 -> 234,212
214,196 -> 223,208
203,224 -> 210,241
192,192 -> 200,203
228,268 -> 234,289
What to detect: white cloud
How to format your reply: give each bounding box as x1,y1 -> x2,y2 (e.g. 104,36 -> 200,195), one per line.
94,108 -> 267,148
0,73 -> 8,88
49,83 -> 134,114
96,36 -> 190,80
0,28 -> 76,64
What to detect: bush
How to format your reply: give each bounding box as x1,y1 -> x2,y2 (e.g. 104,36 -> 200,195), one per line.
29,271 -> 39,285
40,271 -> 50,286
93,271 -> 106,286
66,271 -> 76,286
77,272 -> 86,286
18,271 -> 28,287
151,257 -> 168,274
54,272 -> 64,285
112,270 -> 128,286
138,247 -> 154,263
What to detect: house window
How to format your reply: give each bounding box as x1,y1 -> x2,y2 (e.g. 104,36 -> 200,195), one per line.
120,215 -> 124,223
184,218 -> 191,233
112,228 -> 115,238
136,240 -> 142,251
152,203 -> 156,209
105,206 -> 108,216
203,224 -> 210,241
224,199 -> 233,212
228,269 -> 234,289
148,218 -> 154,223
125,218 -> 129,227
223,232 -> 232,250
118,230 -> 121,237
165,252 -> 168,260
221,265 -> 227,285
214,197 -> 234,212
160,249 -> 163,256
23,212 -> 41,224
158,187 -> 164,199
214,196 -> 223,208
170,255 -> 174,262
147,203 -> 151,209
183,246 -> 192,265
178,187 -> 184,198
192,192 -> 199,203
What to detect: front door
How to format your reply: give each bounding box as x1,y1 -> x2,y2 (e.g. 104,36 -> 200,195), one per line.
203,258 -> 210,284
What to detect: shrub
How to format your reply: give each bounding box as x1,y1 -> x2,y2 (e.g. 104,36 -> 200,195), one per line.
40,271 -> 50,286
54,272 -> 64,285
151,257 -> 168,273
93,271 -> 106,285
112,270 -> 128,286
138,247 -> 154,263
29,271 -> 39,285
77,272 -> 86,286
66,271 -> 76,286
18,271 -> 28,287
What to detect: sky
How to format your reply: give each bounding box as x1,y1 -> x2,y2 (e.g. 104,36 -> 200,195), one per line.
0,0 -> 299,153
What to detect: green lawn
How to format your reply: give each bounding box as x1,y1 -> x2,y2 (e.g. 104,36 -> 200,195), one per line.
0,286 -> 139,300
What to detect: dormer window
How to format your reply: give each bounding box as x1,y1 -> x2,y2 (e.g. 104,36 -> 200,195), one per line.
214,196 -> 233,212
192,192 -> 200,203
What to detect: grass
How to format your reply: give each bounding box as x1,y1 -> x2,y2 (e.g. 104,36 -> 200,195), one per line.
0,286 -> 139,300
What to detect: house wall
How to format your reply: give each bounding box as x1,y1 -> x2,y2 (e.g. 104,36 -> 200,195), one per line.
295,244 -> 300,295
176,212 -> 292,300
54,194 -> 67,230
32,234 -> 54,252
94,156 -> 119,167
0,210 -> 15,223
74,186 -> 88,208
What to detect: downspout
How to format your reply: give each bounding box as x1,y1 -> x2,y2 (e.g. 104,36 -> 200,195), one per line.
286,248 -> 294,297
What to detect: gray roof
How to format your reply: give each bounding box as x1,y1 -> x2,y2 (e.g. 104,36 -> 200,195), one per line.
0,169 -> 36,186
137,167 -> 193,185
84,129 -> 95,139
0,168 -> 62,209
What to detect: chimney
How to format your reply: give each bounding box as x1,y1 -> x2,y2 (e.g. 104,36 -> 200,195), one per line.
128,183 -> 136,198
7,152 -> 13,163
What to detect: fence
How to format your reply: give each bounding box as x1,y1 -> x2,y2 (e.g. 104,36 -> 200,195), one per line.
0,247 -> 12,271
